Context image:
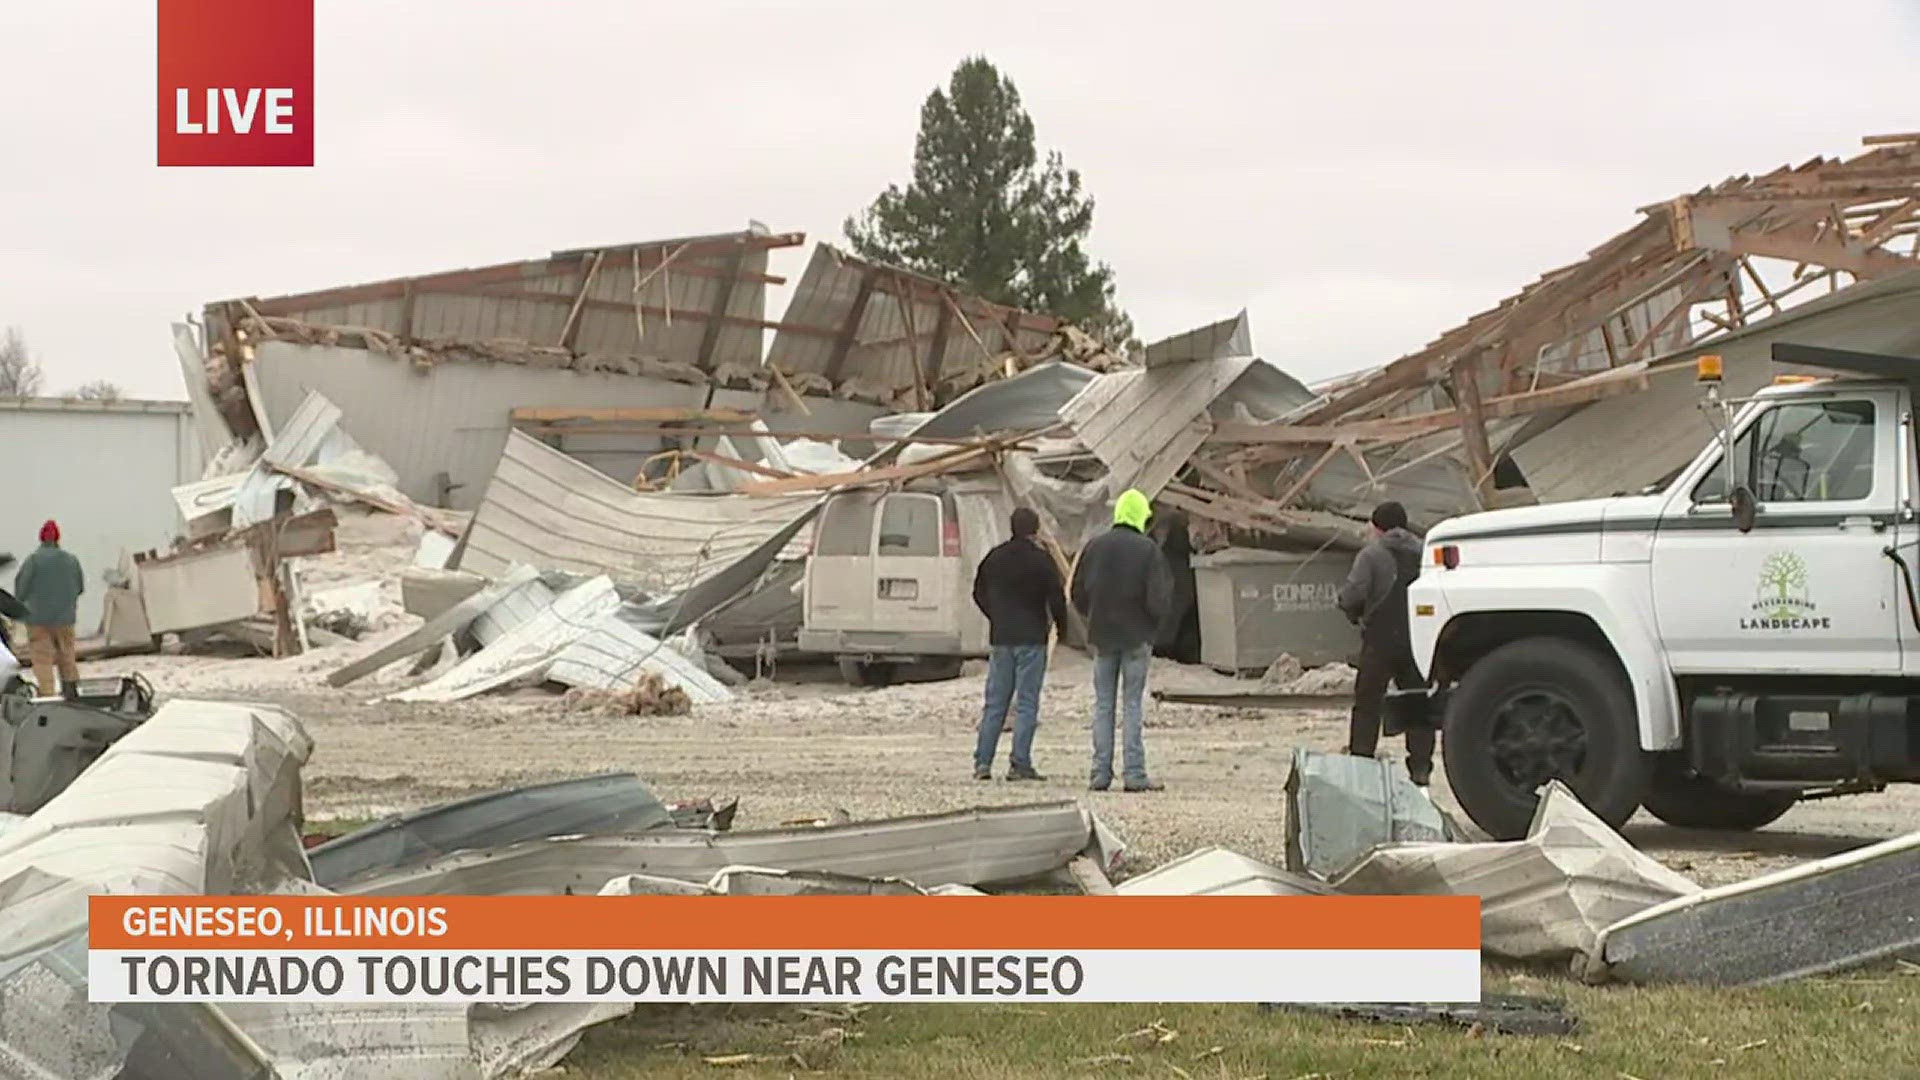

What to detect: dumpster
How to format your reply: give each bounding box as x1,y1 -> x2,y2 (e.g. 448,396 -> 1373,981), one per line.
1193,547 -> 1357,674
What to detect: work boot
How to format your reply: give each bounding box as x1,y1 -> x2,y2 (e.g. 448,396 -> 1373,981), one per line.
1123,778 -> 1165,793
1007,766 -> 1046,782
1088,776 -> 1111,792
974,766 -> 992,781
1409,764 -> 1433,788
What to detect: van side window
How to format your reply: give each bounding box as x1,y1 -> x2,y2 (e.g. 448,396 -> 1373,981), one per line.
1692,399 -> 1877,504
816,495 -> 880,556
877,495 -> 940,556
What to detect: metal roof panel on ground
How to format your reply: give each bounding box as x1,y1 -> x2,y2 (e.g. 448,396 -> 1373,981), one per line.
307,773 -> 675,888
457,430 -> 817,592
1335,781 -> 1699,962
330,802 -> 1116,896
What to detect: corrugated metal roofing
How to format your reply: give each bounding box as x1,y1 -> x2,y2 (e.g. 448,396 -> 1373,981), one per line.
547,614 -> 734,704
1512,269 -> 1920,502
765,244 -> 1060,402
233,226 -> 800,377
458,431 -> 818,592
1140,311 -> 1253,368
1062,358 -> 1263,496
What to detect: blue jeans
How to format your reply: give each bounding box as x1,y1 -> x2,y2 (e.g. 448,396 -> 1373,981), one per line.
1091,643 -> 1151,786
975,644 -> 1048,773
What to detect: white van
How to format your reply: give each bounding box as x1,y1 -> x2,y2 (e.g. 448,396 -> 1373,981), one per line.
798,485 -> 991,686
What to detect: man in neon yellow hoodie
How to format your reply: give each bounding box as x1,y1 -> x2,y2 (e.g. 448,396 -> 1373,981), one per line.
1070,489 -> 1173,792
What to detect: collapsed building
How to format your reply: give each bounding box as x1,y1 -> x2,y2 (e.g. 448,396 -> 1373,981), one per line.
73,131 -> 1920,690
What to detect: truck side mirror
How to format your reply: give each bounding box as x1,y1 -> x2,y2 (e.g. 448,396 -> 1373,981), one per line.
1730,485 -> 1758,533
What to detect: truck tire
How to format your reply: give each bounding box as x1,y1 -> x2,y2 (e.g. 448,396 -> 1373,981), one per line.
1641,762 -> 1797,831
1442,636 -> 1649,841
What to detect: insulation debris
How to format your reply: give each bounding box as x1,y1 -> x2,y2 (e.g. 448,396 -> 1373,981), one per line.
1334,781 -> 1699,961
1284,749 -> 1453,880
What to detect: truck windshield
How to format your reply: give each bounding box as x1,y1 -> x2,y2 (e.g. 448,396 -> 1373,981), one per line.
1691,398 -> 1877,504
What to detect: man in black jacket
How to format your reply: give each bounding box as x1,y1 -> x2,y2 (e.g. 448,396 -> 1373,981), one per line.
1336,501 -> 1434,785
1071,489 -> 1173,792
971,507 -> 1068,781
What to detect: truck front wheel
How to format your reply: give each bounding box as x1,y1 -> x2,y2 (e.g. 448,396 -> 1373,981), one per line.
1641,759 -> 1797,831
1442,636 -> 1649,841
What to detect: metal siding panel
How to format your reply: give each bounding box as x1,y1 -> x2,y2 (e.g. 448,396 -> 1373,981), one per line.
459,430 -> 818,592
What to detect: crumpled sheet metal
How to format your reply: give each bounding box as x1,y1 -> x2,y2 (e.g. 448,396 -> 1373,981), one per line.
0,702 -> 640,1080
308,773 -> 676,889
386,575 -> 622,703
1284,749 -> 1451,880
709,866 -> 925,896
547,611 -> 734,705
1588,825 -> 1920,986
333,802 -> 1119,897
1334,781 -> 1699,961
328,564 -> 542,688
0,700 -> 313,1080
0,700 -> 313,967
1118,847 -> 1337,897
600,865 -> 962,898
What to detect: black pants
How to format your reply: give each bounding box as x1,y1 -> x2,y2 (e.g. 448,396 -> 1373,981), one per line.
1348,634 -> 1435,777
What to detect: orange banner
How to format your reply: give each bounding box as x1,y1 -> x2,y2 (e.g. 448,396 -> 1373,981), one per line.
89,895 -> 1481,951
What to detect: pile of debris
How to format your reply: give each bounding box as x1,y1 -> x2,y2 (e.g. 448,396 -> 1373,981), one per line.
0,698 -> 1125,1076
115,132 -> 1920,697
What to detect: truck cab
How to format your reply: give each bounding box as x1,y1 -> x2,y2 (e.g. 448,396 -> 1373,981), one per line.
1409,343 -> 1920,840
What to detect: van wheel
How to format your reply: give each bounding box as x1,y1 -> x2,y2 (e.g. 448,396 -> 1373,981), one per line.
1442,636 -> 1649,841
1642,759 -> 1797,831
836,659 -> 896,688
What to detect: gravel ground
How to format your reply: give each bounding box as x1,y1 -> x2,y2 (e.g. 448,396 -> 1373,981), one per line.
77,509 -> 1920,889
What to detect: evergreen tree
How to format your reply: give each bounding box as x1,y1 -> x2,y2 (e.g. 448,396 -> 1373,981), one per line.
846,57 -> 1137,353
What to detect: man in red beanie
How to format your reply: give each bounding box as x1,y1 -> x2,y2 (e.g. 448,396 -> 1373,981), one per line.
16,520 -> 84,697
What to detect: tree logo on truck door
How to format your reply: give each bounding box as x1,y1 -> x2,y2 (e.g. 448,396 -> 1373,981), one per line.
1743,551 -> 1829,630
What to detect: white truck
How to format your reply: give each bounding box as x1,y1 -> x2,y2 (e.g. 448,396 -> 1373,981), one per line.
1407,343 -> 1920,840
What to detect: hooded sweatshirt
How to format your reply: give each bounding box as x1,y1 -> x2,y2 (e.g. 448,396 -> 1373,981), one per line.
1337,526 -> 1423,643
1070,489 -> 1174,651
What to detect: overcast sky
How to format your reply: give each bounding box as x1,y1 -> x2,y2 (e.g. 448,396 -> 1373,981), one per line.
1,1 -> 1916,400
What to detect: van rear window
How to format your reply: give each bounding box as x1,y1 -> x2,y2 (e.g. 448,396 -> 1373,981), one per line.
816,495 -> 879,556
877,495 -> 940,557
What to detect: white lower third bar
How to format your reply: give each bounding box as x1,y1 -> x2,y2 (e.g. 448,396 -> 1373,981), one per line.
87,949 -> 1480,1004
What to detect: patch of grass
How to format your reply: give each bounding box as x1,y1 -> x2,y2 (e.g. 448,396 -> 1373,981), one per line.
561,969 -> 1920,1079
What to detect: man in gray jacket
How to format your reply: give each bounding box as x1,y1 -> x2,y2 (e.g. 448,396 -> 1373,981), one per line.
1336,501 -> 1433,785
